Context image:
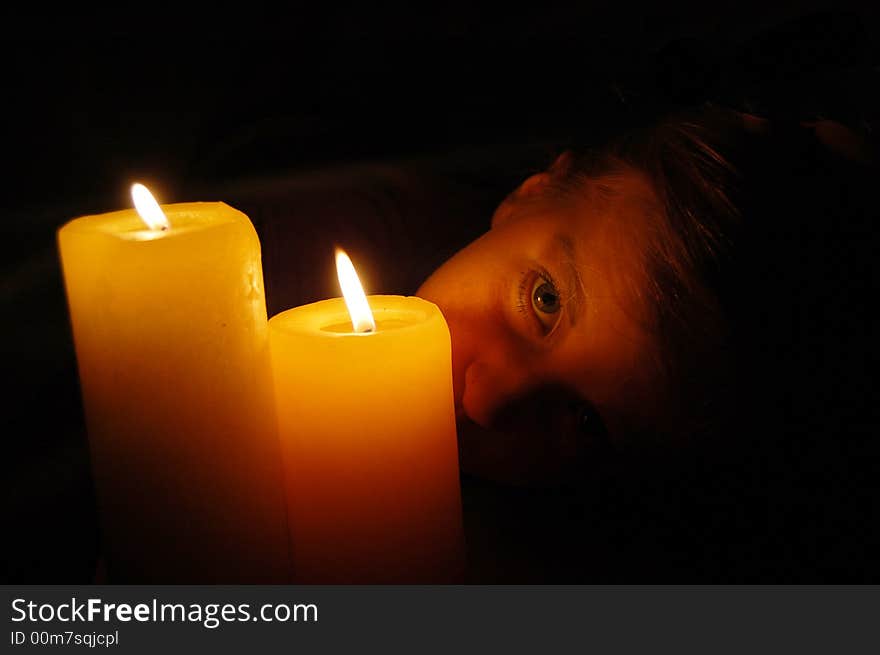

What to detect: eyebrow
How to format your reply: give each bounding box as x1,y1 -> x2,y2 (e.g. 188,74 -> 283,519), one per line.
555,234 -> 586,328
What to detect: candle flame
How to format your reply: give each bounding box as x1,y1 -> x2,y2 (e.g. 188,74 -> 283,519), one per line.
336,249 -> 376,333
131,183 -> 171,231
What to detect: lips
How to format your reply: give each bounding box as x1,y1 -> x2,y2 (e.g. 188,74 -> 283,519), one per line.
454,413 -> 572,485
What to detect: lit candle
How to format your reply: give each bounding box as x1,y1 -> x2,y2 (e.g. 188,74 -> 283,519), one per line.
269,250 -> 464,583
57,185 -> 289,583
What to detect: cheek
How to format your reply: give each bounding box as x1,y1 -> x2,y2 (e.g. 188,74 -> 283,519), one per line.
570,335 -> 667,441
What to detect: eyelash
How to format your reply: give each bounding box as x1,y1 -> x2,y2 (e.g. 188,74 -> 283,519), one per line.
515,266 -> 561,334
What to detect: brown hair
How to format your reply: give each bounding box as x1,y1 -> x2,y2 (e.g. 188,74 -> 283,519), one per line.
543,107 -> 745,444
541,105 -> 876,576
547,105 -> 874,451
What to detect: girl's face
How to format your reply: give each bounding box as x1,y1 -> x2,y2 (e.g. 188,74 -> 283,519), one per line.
417,166 -> 674,484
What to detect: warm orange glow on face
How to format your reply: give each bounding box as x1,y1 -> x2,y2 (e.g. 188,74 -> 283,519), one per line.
131,183 -> 171,231
335,249 -> 376,333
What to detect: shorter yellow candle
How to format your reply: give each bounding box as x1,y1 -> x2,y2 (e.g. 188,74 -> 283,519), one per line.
269,254 -> 464,583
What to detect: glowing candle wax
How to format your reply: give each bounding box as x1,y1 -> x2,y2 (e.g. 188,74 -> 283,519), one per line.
269,251 -> 464,583
57,186 -> 289,583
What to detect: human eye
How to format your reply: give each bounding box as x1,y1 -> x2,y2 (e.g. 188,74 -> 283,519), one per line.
517,267 -> 563,336
574,400 -> 610,445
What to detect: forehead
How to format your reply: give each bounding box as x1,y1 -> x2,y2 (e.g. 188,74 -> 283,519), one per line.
504,166 -> 662,243
555,168 -> 662,312
571,169 -> 662,239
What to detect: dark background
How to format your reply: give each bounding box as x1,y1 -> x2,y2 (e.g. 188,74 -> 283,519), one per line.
3,3 -> 878,583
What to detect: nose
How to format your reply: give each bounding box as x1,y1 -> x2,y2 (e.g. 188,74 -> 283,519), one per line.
417,229 -> 540,428
460,357 -> 533,428
419,278 -> 533,429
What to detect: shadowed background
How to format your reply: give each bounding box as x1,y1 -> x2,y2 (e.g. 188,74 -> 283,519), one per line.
2,3 -> 878,582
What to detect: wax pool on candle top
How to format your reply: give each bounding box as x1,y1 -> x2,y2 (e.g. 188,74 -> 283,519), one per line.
269,295 -> 464,583
58,201 -> 289,583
